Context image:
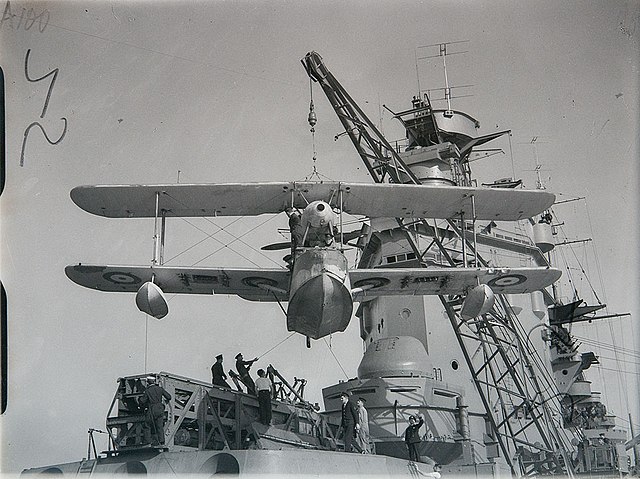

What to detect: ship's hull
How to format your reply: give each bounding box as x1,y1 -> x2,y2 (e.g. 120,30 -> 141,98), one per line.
23,448 -> 440,476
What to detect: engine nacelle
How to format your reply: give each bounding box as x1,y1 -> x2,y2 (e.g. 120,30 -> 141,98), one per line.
301,200 -> 336,228
300,201 -> 338,247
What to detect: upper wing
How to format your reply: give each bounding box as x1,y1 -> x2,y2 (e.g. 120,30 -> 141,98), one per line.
71,181 -> 554,221
350,266 -> 561,301
65,264 -> 290,301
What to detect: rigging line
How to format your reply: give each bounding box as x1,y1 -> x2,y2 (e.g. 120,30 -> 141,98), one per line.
163,208 -> 283,268
193,215 -> 284,268
259,332 -> 296,360
593,354 -> 640,367
159,208 -> 249,259
515,339 -> 567,425
552,209 -> 602,305
46,23 -> 297,87
592,365 -> 640,377
509,311 -> 571,412
144,315 -> 148,374
303,169 -> 336,183
574,335 -> 640,356
607,310 -> 631,418
508,132 -> 516,184
193,240 -> 261,268
555,204 -> 610,406
322,338 -> 349,380
574,332 -> 640,353
552,223 -> 581,300
550,209 -> 583,282
573,335 -> 640,359
582,198 -> 608,307
159,187 -> 293,264
177,218 -> 261,268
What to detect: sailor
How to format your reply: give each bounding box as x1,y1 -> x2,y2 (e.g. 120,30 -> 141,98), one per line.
285,207 -> 304,256
404,413 -> 424,462
255,368 -> 273,425
140,376 -> 172,446
355,397 -> 371,453
338,391 -> 359,453
235,353 -> 258,395
211,354 -> 232,389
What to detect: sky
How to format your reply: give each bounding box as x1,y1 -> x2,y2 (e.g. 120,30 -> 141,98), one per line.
1,0 -> 639,473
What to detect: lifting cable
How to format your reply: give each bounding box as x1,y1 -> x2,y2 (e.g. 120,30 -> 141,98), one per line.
323,336 -> 349,380
258,332 -> 297,361
254,292 -> 295,360
255,292 -> 347,382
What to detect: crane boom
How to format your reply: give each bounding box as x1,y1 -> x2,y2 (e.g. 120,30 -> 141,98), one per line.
302,51 -> 420,185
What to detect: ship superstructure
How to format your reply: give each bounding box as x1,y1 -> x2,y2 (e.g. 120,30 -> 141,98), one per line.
303,49 -> 633,476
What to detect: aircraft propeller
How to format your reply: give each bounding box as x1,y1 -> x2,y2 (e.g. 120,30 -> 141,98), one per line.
261,227 -> 369,251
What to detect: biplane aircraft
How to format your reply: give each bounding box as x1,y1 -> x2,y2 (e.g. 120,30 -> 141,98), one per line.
66,181 -> 561,339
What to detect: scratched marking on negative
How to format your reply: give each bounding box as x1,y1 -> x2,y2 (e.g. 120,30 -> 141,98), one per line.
20,49 -> 68,167
1,2 -> 50,32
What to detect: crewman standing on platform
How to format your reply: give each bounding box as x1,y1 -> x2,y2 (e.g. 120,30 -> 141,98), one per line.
338,392 -> 359,453
355,397 -> 371,453
404,413 -> 424,462
285,207 -> 304,257
235,352 -> 258,395
141,376 -> 171,446
255,368 -> 273,425
211,354 -> 232,389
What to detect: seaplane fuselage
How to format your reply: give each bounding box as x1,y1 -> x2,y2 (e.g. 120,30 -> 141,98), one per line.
287,247 -> 353,339
286,200 -> 353,339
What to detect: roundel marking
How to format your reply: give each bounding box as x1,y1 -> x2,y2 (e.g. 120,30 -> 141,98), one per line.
242,276 -> 278,288
103,272 -> 142,285
352,277 -> 390,290
487,274 -> 527,288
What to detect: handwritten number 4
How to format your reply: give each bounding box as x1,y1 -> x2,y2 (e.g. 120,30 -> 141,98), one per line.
20,48 -> 68,167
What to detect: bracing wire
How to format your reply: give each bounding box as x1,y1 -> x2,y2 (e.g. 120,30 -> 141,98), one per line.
159,189 -> 287,268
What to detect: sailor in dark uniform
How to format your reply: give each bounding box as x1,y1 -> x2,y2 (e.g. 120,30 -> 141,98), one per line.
211,354 -> 232,389
235,352 -> 258,395
404,413 -> 424,462
285,207 -> 304,257
339,391 -> 359,452
141,376 -> 172,446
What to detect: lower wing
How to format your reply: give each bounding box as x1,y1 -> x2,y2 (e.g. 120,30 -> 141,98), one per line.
350,266 -> 561,300
65,264 -> 290,301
